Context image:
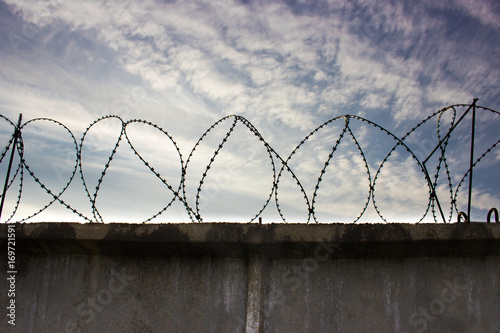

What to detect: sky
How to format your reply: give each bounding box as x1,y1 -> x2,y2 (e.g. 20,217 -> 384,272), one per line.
0,0 -> 498,223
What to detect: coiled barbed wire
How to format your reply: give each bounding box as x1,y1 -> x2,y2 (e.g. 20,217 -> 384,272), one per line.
0,102 -> 498,223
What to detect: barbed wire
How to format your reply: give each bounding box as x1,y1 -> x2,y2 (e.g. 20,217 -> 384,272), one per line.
0,101 -> 498,223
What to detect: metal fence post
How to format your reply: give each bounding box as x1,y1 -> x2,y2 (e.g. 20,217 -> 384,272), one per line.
467,99 -> 478,221
0,114 -> 22,222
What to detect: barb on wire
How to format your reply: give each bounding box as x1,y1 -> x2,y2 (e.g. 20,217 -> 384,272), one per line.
0,100 -> 498,223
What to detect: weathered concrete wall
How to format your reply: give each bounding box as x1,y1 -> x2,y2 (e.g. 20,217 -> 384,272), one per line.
1,222 -> 499,332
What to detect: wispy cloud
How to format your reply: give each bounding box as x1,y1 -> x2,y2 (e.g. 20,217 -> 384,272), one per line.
0,0 -> 498,222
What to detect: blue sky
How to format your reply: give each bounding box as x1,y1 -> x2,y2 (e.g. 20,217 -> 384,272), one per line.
0,0 -> 498,223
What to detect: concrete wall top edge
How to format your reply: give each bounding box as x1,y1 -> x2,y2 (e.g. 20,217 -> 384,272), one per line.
1,222 -> 500,243
1,222 -> 499,258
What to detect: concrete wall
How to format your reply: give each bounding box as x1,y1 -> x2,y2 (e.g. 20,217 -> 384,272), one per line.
1,222 -> 499,332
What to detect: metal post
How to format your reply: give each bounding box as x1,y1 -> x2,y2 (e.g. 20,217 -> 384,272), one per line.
467,99 -> 478,221
0,114 -> 22,222
421,98 -> 478,223
423,100 -> 477,165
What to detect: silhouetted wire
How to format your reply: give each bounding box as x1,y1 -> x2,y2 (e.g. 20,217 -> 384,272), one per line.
0,102 -> 498,223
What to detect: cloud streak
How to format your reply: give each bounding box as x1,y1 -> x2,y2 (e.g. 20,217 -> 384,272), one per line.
0,0 -> 498,222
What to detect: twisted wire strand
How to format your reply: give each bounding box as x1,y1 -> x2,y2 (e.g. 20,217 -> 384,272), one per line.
79,115 -> 125,222
123,119 -> 189,223
183,115 -> 237,222
310,116 -> 350,223
339,119 -> 372,223
195,116 -> 238,222
233,116 -> 278,223
445,106 -> 500,219
0,115 -> 21,213
431,106 -> 457,223
274,115 -> 350,223
4,140 -> 24,223
17,118 -> 81,222
453,138 -> 500,215
0,102 -> 498,223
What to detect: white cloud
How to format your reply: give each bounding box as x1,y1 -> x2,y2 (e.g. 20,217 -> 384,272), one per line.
454,0 -> 500,30
1,0 -> 498,222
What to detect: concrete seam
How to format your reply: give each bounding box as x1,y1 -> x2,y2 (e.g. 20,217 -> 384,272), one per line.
245,253 -> 264,333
